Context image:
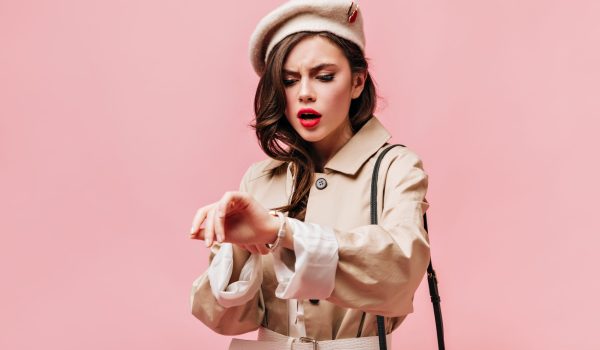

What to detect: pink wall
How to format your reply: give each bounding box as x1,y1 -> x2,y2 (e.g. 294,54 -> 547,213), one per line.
1,0 -> 599,349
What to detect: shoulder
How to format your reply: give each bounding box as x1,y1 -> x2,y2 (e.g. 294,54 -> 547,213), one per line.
375,144 -> 430,219
374,144 -> 428,186
375,144 -> 426,171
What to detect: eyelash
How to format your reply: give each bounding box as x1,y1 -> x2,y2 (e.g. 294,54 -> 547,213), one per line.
283,74 -> 335,86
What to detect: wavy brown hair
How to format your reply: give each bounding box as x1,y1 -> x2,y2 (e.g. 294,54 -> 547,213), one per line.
250,31 -> 378,221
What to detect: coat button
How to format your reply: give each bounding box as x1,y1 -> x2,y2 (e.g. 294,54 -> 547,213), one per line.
315,177 -> 327,190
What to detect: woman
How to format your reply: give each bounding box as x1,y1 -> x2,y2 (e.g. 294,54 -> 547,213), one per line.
189,1 -> 431,348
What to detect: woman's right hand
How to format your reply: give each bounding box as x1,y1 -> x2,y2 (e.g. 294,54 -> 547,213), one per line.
238,243 -> 271,255
189,199 -> 274,255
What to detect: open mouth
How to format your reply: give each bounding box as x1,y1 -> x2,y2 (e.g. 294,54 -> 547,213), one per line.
297,108 -> 322,127
298,113 -> 321,119
297,108 -> 322,119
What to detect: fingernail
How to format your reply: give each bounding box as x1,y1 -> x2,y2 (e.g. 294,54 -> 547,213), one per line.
190,226 -> 195,234
205,239 -> 211,247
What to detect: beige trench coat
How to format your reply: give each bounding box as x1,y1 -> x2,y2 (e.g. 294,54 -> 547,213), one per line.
190,115 -> 430,341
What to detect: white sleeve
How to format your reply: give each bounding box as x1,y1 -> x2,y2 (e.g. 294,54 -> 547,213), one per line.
271,217 -> 339,299
207,243 -> 263,308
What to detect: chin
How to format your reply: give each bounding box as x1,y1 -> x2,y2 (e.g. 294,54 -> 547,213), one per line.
302,136 -> 325,144
295,129 -> 327,143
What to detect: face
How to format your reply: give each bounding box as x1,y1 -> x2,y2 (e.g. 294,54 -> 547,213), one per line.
282,35 -> 366,154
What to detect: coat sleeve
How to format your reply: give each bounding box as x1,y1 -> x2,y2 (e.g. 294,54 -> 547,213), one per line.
189,163 -> 266,335
272,149 -> 431,317
327,150 -> 431,317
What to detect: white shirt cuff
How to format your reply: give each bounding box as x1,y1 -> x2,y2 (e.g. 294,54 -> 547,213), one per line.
271,218 -> 339,299
208,243 -> 262,308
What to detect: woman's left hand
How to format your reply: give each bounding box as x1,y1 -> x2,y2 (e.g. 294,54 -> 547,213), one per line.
189,191 -> 279,249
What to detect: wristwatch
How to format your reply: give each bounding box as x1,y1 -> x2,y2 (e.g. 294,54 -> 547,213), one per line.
267,210 -> 286,251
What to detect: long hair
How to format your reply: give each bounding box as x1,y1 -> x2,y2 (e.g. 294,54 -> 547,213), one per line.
251,31 -> 378,221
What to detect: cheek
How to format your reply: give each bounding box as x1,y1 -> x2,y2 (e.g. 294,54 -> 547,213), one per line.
284,95 -> 295,121
320,83 -> 352,111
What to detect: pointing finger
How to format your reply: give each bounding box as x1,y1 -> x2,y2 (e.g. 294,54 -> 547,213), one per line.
215,193 -> 231,243
190,205 -> 210,236
205,206 -> 216,247
189,228 -> 206,240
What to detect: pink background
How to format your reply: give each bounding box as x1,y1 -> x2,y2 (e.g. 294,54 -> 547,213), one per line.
1,0 -> 599,349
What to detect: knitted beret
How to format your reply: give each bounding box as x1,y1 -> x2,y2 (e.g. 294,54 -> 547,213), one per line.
248,0 -> 365,76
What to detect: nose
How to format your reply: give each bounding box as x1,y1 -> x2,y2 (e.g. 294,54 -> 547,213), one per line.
298,79 -> 316,103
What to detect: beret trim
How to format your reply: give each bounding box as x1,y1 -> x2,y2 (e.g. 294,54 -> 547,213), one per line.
248,0 -> 365,76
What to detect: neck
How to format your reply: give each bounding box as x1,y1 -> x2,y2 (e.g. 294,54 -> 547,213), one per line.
310,121 -> 354,171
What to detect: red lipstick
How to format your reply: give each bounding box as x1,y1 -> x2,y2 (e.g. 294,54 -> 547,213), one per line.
297,108 -> 322,128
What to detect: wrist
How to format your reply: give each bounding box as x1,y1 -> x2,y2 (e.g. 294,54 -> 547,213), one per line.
280,218 -> 294,250
266,210 -> 286,251
267,213 -> 280,243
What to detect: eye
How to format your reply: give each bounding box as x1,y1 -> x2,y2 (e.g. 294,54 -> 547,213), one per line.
317,74 -> 334,82
283,78 -> 296,86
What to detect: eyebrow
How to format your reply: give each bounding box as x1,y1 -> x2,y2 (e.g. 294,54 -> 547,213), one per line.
283,63 -> 339,75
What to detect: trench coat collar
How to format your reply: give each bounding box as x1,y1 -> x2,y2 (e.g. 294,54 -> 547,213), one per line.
262,116 -> 391,176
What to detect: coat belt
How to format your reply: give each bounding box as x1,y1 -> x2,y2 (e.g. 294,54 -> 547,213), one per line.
227,326 -> 391,350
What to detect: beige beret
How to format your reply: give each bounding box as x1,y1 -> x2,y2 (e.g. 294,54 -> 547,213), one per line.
248,0 -> 365,76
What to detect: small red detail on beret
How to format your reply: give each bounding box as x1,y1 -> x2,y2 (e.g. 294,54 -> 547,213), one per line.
348,3 -> 358,23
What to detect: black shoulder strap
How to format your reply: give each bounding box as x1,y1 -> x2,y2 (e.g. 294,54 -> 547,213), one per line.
367,143 -> 446,350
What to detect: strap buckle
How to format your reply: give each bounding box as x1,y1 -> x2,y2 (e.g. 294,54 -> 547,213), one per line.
292,336 -> 318,350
